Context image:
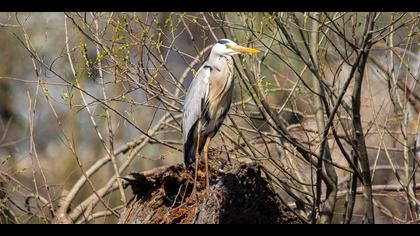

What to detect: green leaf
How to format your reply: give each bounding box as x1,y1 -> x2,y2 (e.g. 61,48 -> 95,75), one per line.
11,185 -> 21,193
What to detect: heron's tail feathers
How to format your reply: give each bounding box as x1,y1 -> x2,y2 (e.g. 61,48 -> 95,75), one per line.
183,122 -> 205,166
184,135 -> 196,165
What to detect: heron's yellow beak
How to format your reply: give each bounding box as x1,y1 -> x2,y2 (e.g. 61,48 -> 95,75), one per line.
231,45 -> 261,54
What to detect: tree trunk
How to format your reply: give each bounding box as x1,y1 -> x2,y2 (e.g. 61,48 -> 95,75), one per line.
118,158 -> 303,224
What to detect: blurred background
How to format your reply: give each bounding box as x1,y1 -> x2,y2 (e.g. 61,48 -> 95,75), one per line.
0,12 -> 419,224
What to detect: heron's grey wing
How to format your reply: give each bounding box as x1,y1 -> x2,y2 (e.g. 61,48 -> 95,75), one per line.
182,66 -> 211,144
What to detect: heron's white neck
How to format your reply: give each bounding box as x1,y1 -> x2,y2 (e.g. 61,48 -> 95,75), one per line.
208,50 -> 232,65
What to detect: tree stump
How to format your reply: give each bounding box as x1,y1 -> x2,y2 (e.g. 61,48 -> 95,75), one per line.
119,157 -> 303,224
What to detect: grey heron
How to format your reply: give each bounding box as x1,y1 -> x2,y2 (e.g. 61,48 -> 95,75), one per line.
182,38 -> 260,192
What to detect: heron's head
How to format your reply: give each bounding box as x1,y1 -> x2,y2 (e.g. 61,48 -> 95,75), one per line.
212,39 -> 260,56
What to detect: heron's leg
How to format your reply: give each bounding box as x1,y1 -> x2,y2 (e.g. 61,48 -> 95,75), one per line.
192,120 -> 201,197
203,137 -> 211,188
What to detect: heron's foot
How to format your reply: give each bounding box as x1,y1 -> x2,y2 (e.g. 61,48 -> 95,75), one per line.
186,186 -> 202,205
202,188 -> 222,206
202,187 -> 219,195
186,190 -> 198,204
